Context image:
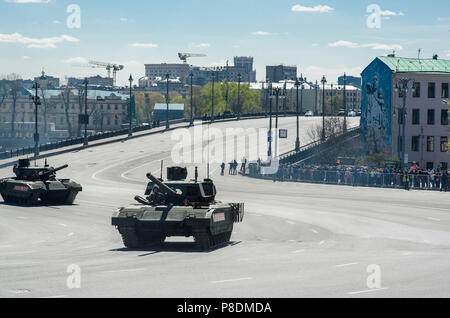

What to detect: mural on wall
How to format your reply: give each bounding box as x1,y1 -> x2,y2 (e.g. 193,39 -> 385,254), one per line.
361,59 -> 392,156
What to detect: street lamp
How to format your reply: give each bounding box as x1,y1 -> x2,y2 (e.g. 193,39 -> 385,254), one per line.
31,82 -> 41,160
128,74 -> 133,137
268,82 -> 273,157
394,77 -> 415,167
295,74 -> 307,152
321,75 -> 327,141
83,78 -> 88,147
237,73 -> 242,119
166,74 -> 170,129
189,73 -> 194,126
270,86 -> 285,158
343,73 -> 348,132
211,70 -> 216,123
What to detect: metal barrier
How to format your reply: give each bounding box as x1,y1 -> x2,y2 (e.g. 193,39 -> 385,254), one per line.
0,112 -> 272,161
248,167 -> 449,192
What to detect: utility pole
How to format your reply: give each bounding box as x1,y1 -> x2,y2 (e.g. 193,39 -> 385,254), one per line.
283,80 -> 287,117
31,82 -> 41,161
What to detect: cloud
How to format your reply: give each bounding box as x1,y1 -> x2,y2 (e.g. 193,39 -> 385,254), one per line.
23,56 -> 30,59
0,32 -> 79,48
252,31 -> 271,36
53,20 -> 61,24
191,43 -> 210,48
120,18 -> 128,23
62,57 -> 89,65
129,43 -> 158,48
5,0 -> 53,3
328,40 -> 403,51
379,10 -> 405,17
312,43 -> 320,47
291,4 -> 334,13
304,65 -> 364,83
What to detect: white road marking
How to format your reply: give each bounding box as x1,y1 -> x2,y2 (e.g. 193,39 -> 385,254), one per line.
67,233 -> 74,237
31,240 -> 46,245
348,288 -> 389,295
211,277 -> 253,284
336,263 -> 359,268
402,252 -> 413,256
427,217 -> 441,222
319,241 -> 325,245
286,221 -> 296,225
311,229 -> 319,234
59,223 -> 67,227
292,249 -> 305,254
40,295 -> 69,299
104,268 -> 146,274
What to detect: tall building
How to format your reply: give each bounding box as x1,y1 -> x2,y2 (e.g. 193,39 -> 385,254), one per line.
361,55 -> 449,170
234,56 -> 256,83
266,65 -> 297,83
68,75 -> 113,88
144,63 -> 189,80
338,75 -> 362,89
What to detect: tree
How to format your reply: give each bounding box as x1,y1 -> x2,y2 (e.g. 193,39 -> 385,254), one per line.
5,73 -> 22,133
134,92 -> 165,124
325,95 -> 344,116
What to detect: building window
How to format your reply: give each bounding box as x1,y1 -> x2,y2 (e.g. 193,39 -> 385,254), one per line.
441,137 -> 448,153
442,109 -> 449,125
412,109 -> 420,125
427,109 -> 435,125
413,82 -> 421,98
428,83 -> 436,98
426,162 -> 434,170
411,136 -> 420,152
427,136 -> 435,152
442,83 -> 449,99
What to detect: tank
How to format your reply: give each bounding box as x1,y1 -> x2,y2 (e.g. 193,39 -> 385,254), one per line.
0,158 -> 82,205
111,167 -> 244,250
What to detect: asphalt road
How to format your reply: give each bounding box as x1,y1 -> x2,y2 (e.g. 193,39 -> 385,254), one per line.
0,117 -> 449,298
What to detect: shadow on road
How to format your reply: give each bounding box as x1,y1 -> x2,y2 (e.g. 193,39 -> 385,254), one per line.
110,241 -> 242,255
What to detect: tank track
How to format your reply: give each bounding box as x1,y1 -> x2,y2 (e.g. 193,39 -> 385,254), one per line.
1,193 -> 39,205
119,226 -> 166,248
194,229 -> 232,250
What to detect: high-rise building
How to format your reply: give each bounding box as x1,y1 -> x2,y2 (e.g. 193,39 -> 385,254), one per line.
234,56 -> 256,83
266,65 -> 297,83
144,63 -> 189,80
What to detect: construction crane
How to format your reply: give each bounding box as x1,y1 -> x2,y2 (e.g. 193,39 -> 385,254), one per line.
87,60 -> 124,88
178,53 -> 206,96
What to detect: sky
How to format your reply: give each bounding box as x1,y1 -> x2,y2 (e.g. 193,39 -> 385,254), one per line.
0,0 -> 449,86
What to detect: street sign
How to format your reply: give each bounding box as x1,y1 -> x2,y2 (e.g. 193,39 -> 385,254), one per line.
279,129 -> 288,139
268,136 -> 273,143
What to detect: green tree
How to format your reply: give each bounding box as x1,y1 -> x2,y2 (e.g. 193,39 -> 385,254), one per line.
134,92 -> 165,124
325,95 -> 344,115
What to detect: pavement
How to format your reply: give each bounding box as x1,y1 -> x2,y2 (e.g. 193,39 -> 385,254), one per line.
0,116 -> 449,298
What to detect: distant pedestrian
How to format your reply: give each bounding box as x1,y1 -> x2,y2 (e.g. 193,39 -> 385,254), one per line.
402,171 -> 410,191
442,170 -> 448,192
220,163 -> 225,176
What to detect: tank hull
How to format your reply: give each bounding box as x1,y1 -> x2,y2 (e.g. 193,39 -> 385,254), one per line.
0,179 -> 82,205
112,202 -> 244,250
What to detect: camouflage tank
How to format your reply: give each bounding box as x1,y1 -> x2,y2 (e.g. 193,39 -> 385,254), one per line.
0,158 -> 82,205
112,167 -> 244,250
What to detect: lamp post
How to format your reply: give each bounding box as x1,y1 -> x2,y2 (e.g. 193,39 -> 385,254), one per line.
128,74 -> 133,137
165,74 -> 170,129
394,77 -> 415,167
31,82 -> 41,160
83,78 -> 88,147
268,82 -> 273,157
190,73 -> 194,126
283,80 -> 287,117
321,75 -> 327,141
294,74 -> 307,152
343,73 -> 348,132
211,70 -> 216,123
237,73 -> 242,119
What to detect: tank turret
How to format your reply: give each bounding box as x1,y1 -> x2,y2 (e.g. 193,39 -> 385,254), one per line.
13,159 -> 69,181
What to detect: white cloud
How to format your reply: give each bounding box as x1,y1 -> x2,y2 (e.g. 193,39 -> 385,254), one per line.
23,56 -> 30,59
191,43 -> 210,48
312,43 -> 320,47
120,18 -> 128,23
129,43 -> 158,48
0,32 -> 79,48
328,40 -> 403,51
53,20 -> 61,24
5,0 -> 53,3
252,31 -> 271,36
291,4 -> 334,13
62,57 -> 89,65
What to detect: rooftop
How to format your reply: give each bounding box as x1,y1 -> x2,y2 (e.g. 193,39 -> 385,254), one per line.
378,56 -> 450,74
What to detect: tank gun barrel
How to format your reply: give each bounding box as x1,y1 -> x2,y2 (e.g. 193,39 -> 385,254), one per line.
39,164 -> 69,177
146,172 -> 178,196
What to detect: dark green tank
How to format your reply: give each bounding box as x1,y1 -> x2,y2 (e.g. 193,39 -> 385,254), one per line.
112,167 -> 244,250
0,158 -> 82,205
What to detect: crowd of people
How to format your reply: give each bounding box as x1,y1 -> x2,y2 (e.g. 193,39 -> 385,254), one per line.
247,162 -> 449,192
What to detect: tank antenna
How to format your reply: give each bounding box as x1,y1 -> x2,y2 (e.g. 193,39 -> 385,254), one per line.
195,167 -> 198,183
160,160 -> 164,180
